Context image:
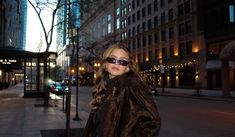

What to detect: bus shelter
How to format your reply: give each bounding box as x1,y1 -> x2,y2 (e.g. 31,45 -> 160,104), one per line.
0,48 -> 57,97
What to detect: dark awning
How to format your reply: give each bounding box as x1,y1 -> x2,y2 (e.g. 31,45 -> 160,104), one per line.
219,41 -> 235,60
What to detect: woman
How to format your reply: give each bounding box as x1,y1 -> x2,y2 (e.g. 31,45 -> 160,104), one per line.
83,43 -> 161,137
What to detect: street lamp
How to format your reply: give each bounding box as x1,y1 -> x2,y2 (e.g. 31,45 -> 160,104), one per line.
73,27 -> 81,121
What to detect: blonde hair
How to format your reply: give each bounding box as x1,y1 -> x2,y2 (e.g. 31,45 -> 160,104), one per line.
90,43 -> 142,111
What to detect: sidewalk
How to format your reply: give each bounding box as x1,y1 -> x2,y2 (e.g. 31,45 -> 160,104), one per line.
157,87 -> 235,102
0,84 -> 89,137
0,84 -> 235,137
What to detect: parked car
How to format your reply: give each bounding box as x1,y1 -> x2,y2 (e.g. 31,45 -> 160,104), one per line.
48,81 -> 68,95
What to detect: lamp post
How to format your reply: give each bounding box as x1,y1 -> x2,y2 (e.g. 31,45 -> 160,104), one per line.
73,27 -> 81,121
160,64 -> 165,93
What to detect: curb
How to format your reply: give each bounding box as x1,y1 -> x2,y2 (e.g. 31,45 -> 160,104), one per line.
156,92 -> 235,102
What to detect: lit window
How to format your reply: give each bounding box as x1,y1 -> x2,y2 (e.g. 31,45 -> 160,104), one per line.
116,18 -> 120,29
116,8 -> 120,16
229,5 -> 235,22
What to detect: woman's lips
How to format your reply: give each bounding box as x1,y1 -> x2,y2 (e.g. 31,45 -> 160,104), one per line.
111,67 -> 120,71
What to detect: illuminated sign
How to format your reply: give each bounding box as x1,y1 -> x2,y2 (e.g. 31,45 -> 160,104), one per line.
0,59 -> 22,69
0,59 -> 17,65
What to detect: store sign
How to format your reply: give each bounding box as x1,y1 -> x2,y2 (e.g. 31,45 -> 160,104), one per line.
0,59 -> 22,69
0,59 -> 17,64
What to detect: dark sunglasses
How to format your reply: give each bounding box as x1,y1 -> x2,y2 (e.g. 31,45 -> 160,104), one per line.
106,57 -> 129,66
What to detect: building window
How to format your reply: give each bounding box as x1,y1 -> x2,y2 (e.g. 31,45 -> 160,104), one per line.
102,17 -> 106,36
142,36 -> 146,47
121,7 -> 127,17
170,45 -> 174,58
128,41 -> 131,50
98,22 -> 101,38
132,13 -> 136,23
161,12 -> 165,24
178,23 -> 184,36
116,18 -> 120,29
128,3 -> 131,12
186,41 -> 192,56
147,4 -> 152,15
132,26 -> 136,36
137,24 -> 140,34
148,34 -> 152,45
121,19 -> 127,29
121,32 -> 127,40
162,47 -> 166,59
185,20 -> 192,34
121,0 -> 126,5
178,4 -> 184,16
149,51 -> 153,61
128,29 -> 131,37
184,0 -> 190,14
116,8 -> 120,16
137,0 -> 140,6
154,32 -> 158,43
142,21 -> 146,32
148,19 -> 152,30
137,37 -> 141,48
128,16 -> 131,25
132,0 -> 135,9
142,7 -> 146,18
137,10 -> 140,20
160,0 -> 165,8
168,8 -> 174,21
107,14 -> 112,34
179,42 -> 186,57
155,49 -> 159,60
229,5 -> 235,22
161,30 -> 166,41
154,0 -> 158,11
169,27 -> 174,39
154,16 -> 158,27
133,39 -> 136,50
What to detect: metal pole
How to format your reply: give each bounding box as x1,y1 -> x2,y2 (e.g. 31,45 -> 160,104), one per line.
73,27 -> 81,120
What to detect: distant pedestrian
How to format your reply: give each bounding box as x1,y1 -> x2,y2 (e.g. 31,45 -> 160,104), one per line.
83,43 -> 161,137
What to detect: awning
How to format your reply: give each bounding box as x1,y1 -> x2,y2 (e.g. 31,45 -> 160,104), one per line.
219,40 -> 235,60
206,60 -> 235,69
206,60 -> 221,70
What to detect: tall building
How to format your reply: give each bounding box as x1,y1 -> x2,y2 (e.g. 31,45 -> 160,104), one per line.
0,0 -> 26,49
79,0 -> 235,93
56,0 -> 80,81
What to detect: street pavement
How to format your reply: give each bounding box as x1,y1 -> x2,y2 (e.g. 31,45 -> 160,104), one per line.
0,84 -> 89,137
0,84 -> 234,137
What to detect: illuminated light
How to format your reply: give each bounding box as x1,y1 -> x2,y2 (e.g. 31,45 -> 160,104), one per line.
174,52 -> 179,56
145,57 -> 149,61
48,79 -> 53,83
167,76 -> 170,80
193,47 -> 199,53
195,75 -> 199,79
176,75 -> 179,79
71,69 -> 75,73
15,74 -> 24,76
0,70 -> 1,76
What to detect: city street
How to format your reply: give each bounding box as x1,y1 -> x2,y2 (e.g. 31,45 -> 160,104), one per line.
70,86 -> 235,137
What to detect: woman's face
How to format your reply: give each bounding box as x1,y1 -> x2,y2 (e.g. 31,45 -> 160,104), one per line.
106,48 -> 130,79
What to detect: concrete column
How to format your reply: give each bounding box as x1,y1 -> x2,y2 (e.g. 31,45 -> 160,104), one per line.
221,60 -> 230,97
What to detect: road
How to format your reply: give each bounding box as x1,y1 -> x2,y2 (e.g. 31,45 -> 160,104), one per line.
69,86 -> 235,137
